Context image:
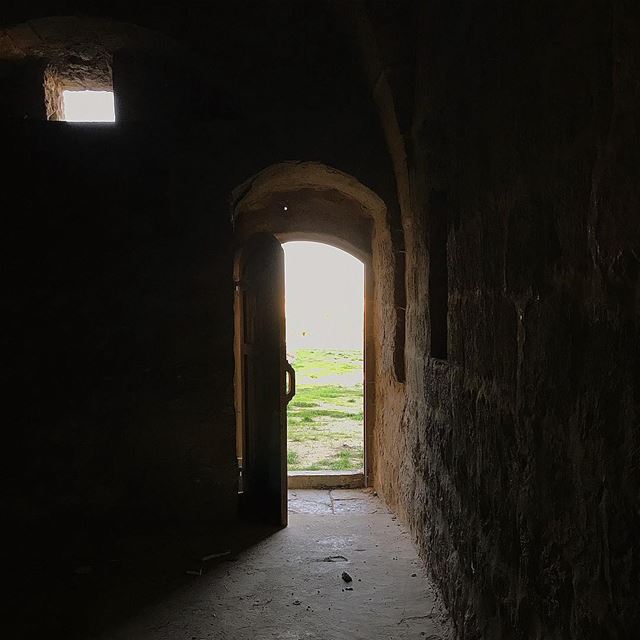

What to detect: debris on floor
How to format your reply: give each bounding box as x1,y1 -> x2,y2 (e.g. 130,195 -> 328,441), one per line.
202,551 -> 231,562
94,490 -> 452,639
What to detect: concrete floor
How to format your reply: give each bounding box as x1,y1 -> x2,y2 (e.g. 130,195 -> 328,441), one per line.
99,490 -> 451,640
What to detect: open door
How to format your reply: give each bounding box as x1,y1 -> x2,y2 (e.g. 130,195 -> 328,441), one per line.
237,233 -> 289,526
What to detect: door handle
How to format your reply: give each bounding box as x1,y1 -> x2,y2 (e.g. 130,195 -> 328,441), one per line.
285,361 -> 296,404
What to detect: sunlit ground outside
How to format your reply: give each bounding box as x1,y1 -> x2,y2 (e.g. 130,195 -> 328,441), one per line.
284,242 -> 364,472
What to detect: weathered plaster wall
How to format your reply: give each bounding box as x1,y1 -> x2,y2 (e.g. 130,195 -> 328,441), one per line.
367,1 -> 640,638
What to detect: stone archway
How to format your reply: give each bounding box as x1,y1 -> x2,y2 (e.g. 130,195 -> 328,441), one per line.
232,161 -> 403,491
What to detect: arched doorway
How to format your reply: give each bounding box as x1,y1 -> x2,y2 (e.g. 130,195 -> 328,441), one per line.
283,241 -> 365,483
232,162 -> 394,524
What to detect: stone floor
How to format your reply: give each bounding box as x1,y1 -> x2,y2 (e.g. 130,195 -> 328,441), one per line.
98,490 -> 451,640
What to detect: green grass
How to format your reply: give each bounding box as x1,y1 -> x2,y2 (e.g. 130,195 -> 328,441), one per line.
287,349 -> 364,472
290,349 -> 363,379
303,448 -> 364,471
291,384 -> 362,406
289,407 -> 364,422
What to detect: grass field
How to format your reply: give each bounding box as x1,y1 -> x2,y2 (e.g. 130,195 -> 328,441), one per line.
287,349 -> 364,472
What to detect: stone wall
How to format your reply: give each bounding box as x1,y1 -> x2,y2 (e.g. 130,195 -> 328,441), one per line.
370,1 -> 640,638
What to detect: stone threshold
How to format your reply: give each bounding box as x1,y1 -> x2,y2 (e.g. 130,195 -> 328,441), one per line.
288,470 -> 364,489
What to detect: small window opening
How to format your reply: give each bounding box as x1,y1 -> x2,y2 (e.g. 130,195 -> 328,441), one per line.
62,90 -> 115,122
44,52 -> 114,122
428,190 -> 449,359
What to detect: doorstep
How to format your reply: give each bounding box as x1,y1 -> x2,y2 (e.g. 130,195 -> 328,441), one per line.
288,470 -> 364,489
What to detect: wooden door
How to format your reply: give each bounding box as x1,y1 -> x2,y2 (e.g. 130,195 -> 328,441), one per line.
239,233 -> 288,526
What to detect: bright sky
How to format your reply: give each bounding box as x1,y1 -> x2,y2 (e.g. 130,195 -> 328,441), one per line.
63,90 -> 116,122
283,241 -> 364,352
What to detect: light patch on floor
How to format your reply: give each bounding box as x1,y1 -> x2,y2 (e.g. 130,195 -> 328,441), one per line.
100,490 -> 451,639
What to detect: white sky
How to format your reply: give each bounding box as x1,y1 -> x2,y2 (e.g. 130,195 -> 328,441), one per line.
63,90 -> 115,122
283,241 -> 364,352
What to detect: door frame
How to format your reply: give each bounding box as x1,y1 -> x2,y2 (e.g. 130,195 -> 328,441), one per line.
235,235 -> 374,492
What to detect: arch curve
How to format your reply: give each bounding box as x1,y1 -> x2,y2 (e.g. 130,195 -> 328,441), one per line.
231,161 -> 388,264
232,162 -> 387,224
276,231 -> 367,264
0,16 -> 187,61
